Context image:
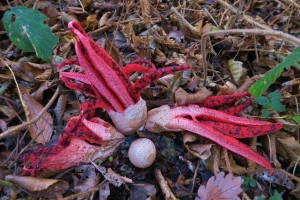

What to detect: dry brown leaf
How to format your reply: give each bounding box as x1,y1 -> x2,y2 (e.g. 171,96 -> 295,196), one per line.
277,136 -> 300,163
96,166 -> 133,187
217,81 -> 237,95
21,87 -> 53,145
53,94 -> 68,126
228,59 -> 243,83
129,183 -> 157,200
140,0 -> 151,28
175,87 -> 212,106
73,165 -> 100,193
5,175 -> 68,198
0,105 -> 15,119
99,181 -> 110,200
290,183 -> 300,199
155,168 -> 177,200
99,12 -> 112,28
196,172 -> 243,200
31,81 -> 53,101
35,69 -> 52,81
189,144 -> 214,160
183,133 -> 213,160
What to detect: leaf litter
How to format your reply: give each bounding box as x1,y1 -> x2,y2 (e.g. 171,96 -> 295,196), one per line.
0,0 -> 300,199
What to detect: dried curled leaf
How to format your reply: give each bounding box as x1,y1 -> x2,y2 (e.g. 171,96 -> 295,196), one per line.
175,87 -> 212,106
196,172 -> 243,200
228,59 -> 243,83
5,175 -> 68,198
277,136 -> 300,163
21,87 -> 53,145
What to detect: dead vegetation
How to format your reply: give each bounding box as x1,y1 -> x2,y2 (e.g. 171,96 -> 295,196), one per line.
0,0 -> 300,199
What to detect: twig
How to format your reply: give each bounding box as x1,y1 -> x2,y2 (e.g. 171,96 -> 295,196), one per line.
216,0 -> 271,30
155,168 -> 177,200
0,86 -> 60,140
201,29 -> 300,84
1,58 -> 26,109
170,6 -> 200,37
285,0 -> 300,9
190,159 -> 201,192
275,168 -> 300,183
223,148 -> 233,174
63,185 -> 102,200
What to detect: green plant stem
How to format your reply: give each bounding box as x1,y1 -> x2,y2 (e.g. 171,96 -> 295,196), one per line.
0,179 -> 17,190
6,0 -> 12,8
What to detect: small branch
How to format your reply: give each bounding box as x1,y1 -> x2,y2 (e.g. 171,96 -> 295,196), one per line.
216,0 -> 271,30
0,86 -> 60,140
201,29 -> 300,84
170,7 -> 200,37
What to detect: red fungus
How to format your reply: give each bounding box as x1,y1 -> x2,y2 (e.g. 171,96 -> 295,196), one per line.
145,92 -> 282,172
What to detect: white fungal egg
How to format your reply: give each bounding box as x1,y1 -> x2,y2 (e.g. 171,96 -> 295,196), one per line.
128,138 -> 156,168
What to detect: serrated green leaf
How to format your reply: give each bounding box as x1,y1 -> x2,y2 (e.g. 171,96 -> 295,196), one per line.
262,109 -> 271,117
291,116 -> 300,125
256,96 -> 269,106
269,92 -> 281,102
271,101 -> 286,112
270,190 -> 283,200
269,92 -> 286,113
3,6 -> 58,61
249,46 -> 300,98
248,178 -> 257,188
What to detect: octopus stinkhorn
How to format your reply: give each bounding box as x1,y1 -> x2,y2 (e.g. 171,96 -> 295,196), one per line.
145,92 -> 282,171
58,21 -> 191,134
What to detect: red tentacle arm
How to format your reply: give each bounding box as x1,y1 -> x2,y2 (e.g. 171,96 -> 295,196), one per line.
122,59 -> 156,78
145,104 -> 282,170
197,121 -> 282,138
21,115 -> 124,177
68,22 -> 136,101
167,118 -> 273,170
57,57 -> 79,70
222,98 -> 253,115
203,92 -> 250,108
132,65 -> 191,96
73,29 -> 133,112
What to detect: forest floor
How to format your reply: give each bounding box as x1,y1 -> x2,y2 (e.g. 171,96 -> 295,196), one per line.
0,0 -> 300,199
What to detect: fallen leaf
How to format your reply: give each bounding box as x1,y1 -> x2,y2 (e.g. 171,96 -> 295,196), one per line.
5,175 -> 68,198
277,136 -> 300,163
196,172 -> 243,200
155,168 -> 177,200
140,0 -> 151,28
99,181 -> 110,200
228,59 -> 243,83
189,144 -> 214,160
129,183 -> 157,200
73,165 -> 100,193
21,87 -> 53,145
96,166 -> 133,187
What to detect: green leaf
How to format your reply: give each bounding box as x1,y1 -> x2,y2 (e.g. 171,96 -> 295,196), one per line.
270,190 -> 283,200
269,92 -> 286,113
249,46 -> 300,98
261,109 -> 271,117
108,156 -> 113,162
256,96 -> 269,106
3,6 -> 58,61
248,178 -> 257,188
292,116 -> 300,125
275,53 -> 300,70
